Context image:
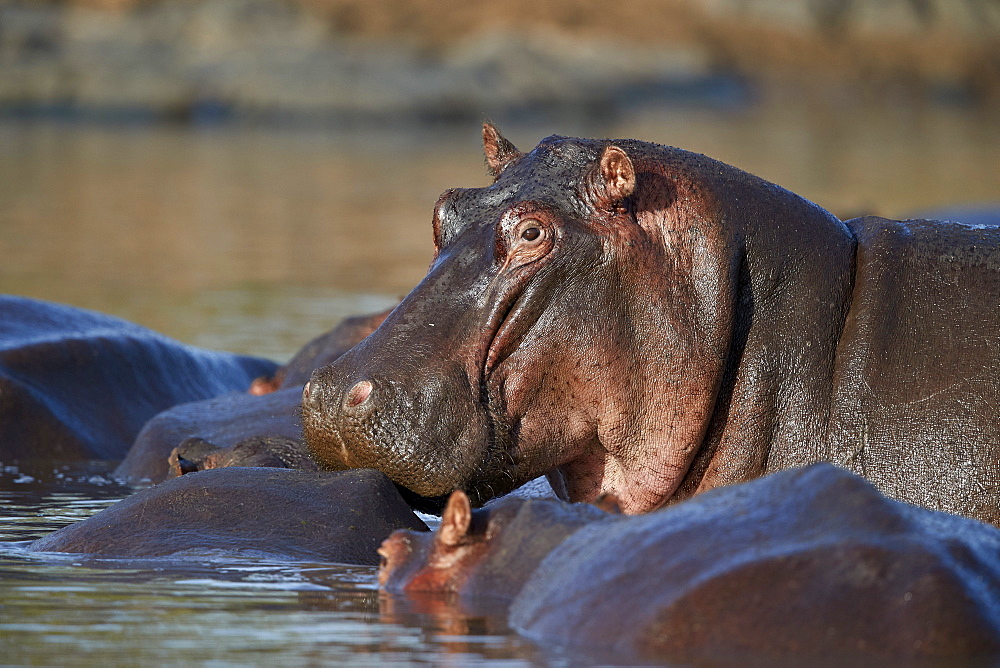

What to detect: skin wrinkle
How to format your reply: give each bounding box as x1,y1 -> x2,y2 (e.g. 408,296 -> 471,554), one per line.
610,189 -> 698,498
595,272 -> 664,507
547,141 -> 731,510
483,205 -> 559,378
586,162 -> 732,510
465,214 -> 564,492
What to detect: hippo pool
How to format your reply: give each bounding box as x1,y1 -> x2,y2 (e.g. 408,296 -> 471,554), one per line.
2,105 -> 999,664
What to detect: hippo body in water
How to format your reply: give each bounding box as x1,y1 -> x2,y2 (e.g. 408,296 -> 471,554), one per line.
379,464 -> 1000,663
114,309 -> 391,483
0,296 -> 276,466
114,386 -> 307,483
303,125 -> 1000,522
165,434 -> 318,478
248,309 -> 392,395
30,467 -> 427,565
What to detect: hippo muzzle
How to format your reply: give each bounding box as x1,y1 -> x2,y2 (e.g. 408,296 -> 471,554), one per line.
301,346 -> 499,501
298,215 -> 541,507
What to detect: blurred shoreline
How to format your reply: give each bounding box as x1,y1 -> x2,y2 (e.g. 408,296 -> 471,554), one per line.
2,1 -> 998,358
2,0 -> 998,126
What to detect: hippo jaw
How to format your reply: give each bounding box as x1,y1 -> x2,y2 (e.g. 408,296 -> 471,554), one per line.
301,350 -> 508,503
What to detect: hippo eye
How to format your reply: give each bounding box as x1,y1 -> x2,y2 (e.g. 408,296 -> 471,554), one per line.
515,219 -> 546,245
504,216 -> 552,267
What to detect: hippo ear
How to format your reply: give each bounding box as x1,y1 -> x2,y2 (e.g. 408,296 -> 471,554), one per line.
483,122 -> 522,180
590,145 -> 636,209
438,490 -> 472,547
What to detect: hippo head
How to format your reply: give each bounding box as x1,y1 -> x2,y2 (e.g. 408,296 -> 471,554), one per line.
378,489 -> 612,597
377,491 -> 495,595
301,123 -> 766,514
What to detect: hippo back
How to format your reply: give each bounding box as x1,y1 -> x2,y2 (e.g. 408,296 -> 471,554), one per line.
510,463 -> 1000,662
114,386 -> 304,483
29,467 -> 428,565
829,217 -> 1000,524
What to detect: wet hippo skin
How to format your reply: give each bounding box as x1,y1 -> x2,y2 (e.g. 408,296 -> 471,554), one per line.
302,124 -> 1000,523
115,309 -> 391,483
379,464 -> 1000,663
114,386 -> 305,483
0,296 -> 276,463
166,435 -> 319,478
30,467 -> 428,565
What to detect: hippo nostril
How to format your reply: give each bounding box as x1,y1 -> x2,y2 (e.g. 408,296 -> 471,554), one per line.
345,379 -> 373,409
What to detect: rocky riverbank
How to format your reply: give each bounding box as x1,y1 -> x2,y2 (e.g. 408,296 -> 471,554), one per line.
1,0 -> 998,122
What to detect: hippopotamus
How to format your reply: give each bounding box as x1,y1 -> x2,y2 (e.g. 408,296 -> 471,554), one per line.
29,467 -> 427,565
379,463 -> 1000,662
302,124 -> 1000,522
114,309 -> 390,483
114,386 -> 307,483
165,435 -> 318,478
0,295 -> 276,467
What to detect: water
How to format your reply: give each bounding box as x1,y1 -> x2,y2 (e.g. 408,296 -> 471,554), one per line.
1,99 -> 998,663
2,101 -> 998,360
0,467 -> 560,665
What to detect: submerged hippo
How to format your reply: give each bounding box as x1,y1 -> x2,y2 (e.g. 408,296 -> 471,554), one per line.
30,467 -> 427,565
165,435 -> 318,478
248,308 -> 392,395
115,386 -> 306,483
115,309 -> 390,483
0,295 -> 276,465
303,124 -> 1000,521
379,464 -> 1000,662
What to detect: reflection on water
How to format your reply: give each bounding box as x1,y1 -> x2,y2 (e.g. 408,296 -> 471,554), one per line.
0,100 -> 998,663
0,471 -> 556,666
0,554 -> 541,665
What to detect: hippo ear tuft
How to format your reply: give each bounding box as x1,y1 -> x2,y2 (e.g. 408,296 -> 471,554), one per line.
483,122 -> 522,180
438,490 -> 473,547
596,145 -> 636,207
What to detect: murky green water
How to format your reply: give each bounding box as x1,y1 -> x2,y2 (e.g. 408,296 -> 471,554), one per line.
1,99 -> 998,664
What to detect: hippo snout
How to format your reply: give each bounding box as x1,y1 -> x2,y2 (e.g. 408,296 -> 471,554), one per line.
301,353 -> 498,501
303,373 -> 375,417
300,365 -> 381,471
302,360 -> 429,479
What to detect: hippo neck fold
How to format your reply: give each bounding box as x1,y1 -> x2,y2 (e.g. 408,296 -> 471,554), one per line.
629,147 -> 858,504
542,142 -> 858,511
